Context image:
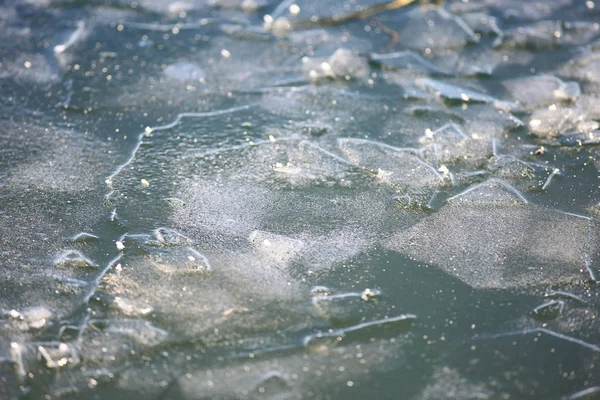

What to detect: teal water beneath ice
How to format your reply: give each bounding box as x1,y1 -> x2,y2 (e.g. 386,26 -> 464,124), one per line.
1,0 -> 600,399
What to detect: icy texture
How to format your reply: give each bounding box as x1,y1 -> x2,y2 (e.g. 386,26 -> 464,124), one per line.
370,51 -> 451,76
303,48 -> 370,82
496,21 -> 564,50
164,62 -> 206,81
415,367 -> 491,400
118,334 -> 413,399
385,179 -> 598,289
338,138 -> 444,207
418,122 -> 493,168
75,109 -> 427,394
0,119 -> 120,361
528,105 -> 598,139
264,0 -> 394,32
53,250 -> 97,270
561,50 -> 600,95
2,0 -> 600,397
110,126 -> 421,270
415,78 -> 514,110
504,75 -> 581,110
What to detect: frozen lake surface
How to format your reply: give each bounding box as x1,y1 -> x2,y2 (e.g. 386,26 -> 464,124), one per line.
1,0 -> 600,398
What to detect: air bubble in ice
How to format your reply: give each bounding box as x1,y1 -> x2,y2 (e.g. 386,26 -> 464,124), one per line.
53,250 -> 97,269
148,247 -> 212,274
